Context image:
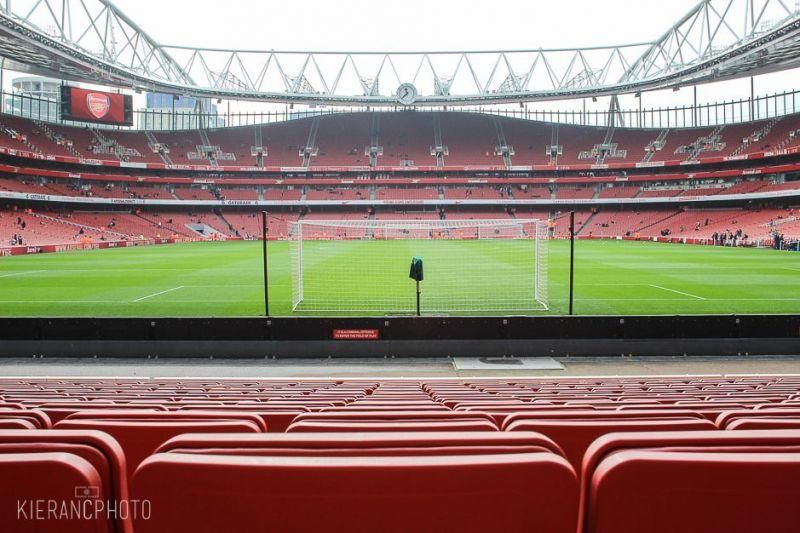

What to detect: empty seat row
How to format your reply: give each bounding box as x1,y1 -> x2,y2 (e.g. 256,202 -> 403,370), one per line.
2,376 -> 800,531
5,428 -> 800,532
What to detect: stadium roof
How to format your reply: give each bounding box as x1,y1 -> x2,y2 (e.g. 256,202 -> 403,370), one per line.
0,0 -> 798,105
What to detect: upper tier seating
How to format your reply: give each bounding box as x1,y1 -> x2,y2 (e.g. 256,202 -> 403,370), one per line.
439,113 -> 503,166
2,112 -> 800,170
501,119 -> 554,165
204,126 -> 257,165
378,112 -> 436,166
314,113 -> 371,167
553,124 -> 607,165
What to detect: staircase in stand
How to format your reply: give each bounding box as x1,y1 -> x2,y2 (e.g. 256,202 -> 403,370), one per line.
34,120 -> 82,158
145,131 -> 173,165
0,120 -> 43,155
641,129 -> 669,163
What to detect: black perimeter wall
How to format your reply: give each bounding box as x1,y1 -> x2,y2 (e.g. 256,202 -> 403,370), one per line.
0,315 -> 799,358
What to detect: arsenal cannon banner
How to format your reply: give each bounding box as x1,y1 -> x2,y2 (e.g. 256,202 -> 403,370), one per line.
60,86 -> 133,126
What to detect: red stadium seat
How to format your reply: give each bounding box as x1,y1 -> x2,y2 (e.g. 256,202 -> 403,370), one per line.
506,417 -> 715,475
292,410 -> 496,423
287,419 -> 499,433
578,429 -> 800,530
55,411 -> 265,477
176,406 -> 307,432
154,430 -> 565,457
0,419 -> 37,429
0,452 -> 111,533
0,408 -> 53,428
715,408 -> 800,429
500,409 -> 707,430
131,452 -> 579,533
584,450 -> 800,533
37,403 -> 167,424
727,418 -> 800,430
0,429 -> 131,532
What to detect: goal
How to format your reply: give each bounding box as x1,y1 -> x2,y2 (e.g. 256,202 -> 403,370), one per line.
288,218 -> 548,314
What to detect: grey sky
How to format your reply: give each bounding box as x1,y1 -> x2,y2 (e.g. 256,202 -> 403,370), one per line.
114,0 -> 698,52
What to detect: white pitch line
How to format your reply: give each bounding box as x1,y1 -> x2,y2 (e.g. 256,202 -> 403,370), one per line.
132,286 -> 185,302
0,270 -> 43,279
648,284 -> 706,300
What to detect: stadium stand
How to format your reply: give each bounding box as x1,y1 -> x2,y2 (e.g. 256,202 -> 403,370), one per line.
218,187 -> 259,201
377,112 -> 437,166
375,187 -> 440,200
3,112 -> 800,167
512,185 -> 552,199
0,376 -> 800,531
204,126 -> 257,165
500,118 -> 554,165
555,187 -> 597,200
173,187 -> 217,201
314,113 -> 371,167
262,188 -> 303,201
306,187 -> 370,201
439,113 -> 504,166
597,186 -> 640,198
5,1 -> 800,530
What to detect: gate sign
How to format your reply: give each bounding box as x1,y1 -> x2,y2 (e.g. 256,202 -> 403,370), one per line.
61,86 -> 133,126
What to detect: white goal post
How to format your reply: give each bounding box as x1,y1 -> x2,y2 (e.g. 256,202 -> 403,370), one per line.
288,218 -> 548,314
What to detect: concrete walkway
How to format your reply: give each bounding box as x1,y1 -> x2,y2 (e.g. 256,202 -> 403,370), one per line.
1,355 -> 799,379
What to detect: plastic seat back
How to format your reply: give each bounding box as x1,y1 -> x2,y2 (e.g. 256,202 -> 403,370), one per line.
132,452 -> 578,533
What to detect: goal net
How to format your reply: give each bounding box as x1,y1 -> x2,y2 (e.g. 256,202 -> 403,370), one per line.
288,218 -> 548,314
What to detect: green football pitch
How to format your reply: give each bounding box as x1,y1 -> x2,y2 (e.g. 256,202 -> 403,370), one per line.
0,239 -> 799,317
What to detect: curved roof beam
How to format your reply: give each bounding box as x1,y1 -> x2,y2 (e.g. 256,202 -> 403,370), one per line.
0,0 -> 797,104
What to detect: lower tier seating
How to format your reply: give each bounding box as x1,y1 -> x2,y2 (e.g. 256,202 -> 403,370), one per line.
1,376 -> 800,531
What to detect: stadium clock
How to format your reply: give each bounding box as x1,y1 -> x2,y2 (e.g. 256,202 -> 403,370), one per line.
396,83 -> 418,105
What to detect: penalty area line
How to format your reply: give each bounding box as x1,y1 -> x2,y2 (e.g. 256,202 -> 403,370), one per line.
648,284 -> 706,300
132,286 -> 186,302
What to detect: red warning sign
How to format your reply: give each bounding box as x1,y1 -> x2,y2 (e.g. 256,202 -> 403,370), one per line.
333,329 -> 380,340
